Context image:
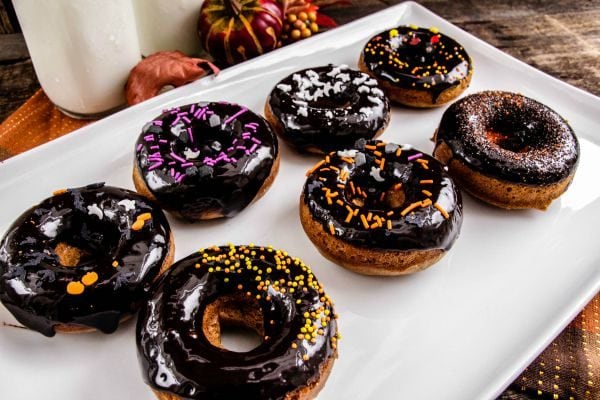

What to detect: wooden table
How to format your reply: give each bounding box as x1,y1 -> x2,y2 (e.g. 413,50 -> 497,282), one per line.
0,1 -> 598,399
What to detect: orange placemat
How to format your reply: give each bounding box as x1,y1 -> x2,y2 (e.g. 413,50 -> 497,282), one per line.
0,90 -> 598,399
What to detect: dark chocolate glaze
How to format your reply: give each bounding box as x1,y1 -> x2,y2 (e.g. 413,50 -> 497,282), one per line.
303,140 -> 462,251
0,183 -> 172,337
135,102 -> 278,220
267,65 -> 390,153
434,91 -> 580,185
361,26 -> 472,103
137,245 -> 339,400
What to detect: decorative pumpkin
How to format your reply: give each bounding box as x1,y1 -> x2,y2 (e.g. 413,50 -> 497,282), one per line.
198,0 -> 283,66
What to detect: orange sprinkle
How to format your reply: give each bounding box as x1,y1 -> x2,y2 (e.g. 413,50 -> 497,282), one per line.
386,220 -> 392,230
395,148 -> 402,157
328,222 -> 336,235
336,199 -> 344,206
132,219 -> 145,231
81,271 -> 99,286
386,210 -> 394,216
327,191 -> 339,198
319,177 -> 327,181
394,183 -> 402,191
379,192 -> 386,202
421,198 -> 433,207
345,205 -> 354,214
434,203 -> 450,219
420,163 -> 429,170
354,209 -> 359,216
341,157 -> 355,164
422,190 -> 432,197
337,184 -> 346,190
349,181 -> 356,194
380,158 -> 386,169
367,212 -> 373,222
365,145 -> 377,150
325,156 -> 330,163
360,214 -> 369,229
330,166 -> 340,172
373,151 -> 383,157
344,211 -> 354,223
138,213 -> 152,221
326,197 -> 333,205
416,158 -> 429,164
112,260 -> 119,267
420,180 -> 434,184
370,222 -> 379,229
401,202 -> 422,216
319,168 -> 330,173
66,281 -> 85,295
376,142 -> 387,147
52,189 -> 67,196
306,160 -> 325,176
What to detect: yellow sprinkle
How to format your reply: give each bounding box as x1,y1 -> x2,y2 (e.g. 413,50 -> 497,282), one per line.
67,281 -> 85,295
434,203 -> 450,219
328,222 -> 336,235
389,28 -> 399,37
360,214 -> 369,229
344,211 -> 354,223
422,190 -> 432,197
395,147 -> 402,157
303,354 -> 310,361
52,189 -> 67,196
421,198 -> 433,207
131,219 -> 145,231
81,271 -> 99,286
138,213 -> 152,221
387,220 -> 392,230
112,260 -> 119,267
429,26 -> 439,34
409,24 -> 419,30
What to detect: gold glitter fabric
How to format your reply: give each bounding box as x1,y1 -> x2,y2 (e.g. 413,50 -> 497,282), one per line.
0,90 -> 598,399
0,90 -> 92,161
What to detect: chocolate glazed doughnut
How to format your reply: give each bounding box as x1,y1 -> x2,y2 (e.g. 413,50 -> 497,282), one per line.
134,101 -> 279,221
300,140 -> 462,275
0,183 -> 174,337
265,65 -> 390,153
359,26 -> 472,107
137,244 -> 339,400
433,91 -> 580,210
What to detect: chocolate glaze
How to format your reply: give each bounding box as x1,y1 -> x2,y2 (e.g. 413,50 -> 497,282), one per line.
303,140 -> 462,251
135,102 -> 278,220
267,65 -> 390,152
435,91 -> 580,185
137,245 -> 339,400
0,183 -> 172,337
361,26 -> 472,103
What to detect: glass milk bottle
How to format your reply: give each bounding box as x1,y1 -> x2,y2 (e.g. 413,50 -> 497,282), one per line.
12,0 -> 142,118
133,0 -> 203,57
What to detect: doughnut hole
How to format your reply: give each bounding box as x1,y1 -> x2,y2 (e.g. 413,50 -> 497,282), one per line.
202,294 -> 264,352
485,117 -> 543,153
309,91 -> 358,110
345,177 -> 407,211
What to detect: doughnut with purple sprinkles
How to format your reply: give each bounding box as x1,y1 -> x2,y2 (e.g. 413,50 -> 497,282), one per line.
300,139 -> 463,275
137,244 -> 339,400
359,25 -> 473,107
265,65 -> 390,153
133,101 -> 279,221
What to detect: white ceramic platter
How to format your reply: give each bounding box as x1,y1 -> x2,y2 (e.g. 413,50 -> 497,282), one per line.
0,2 -> 599,399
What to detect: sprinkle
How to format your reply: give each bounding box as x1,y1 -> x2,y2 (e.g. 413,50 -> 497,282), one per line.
386,220 -> 392,230
136,144 -> 143,152
148,162 -> 163,171
341,157 -> 355,164
367,212 -> 373,222
407,153 -> 424,161
132,219 -> 145,231
373,151 -> 383,157
395,148 -> 402,157
420,198 -> 433,207
420,180 -> 434,184
150,145 -> 160,150
360,214 -> 369,229
429,26 -> 440,34
394,183 -> 402,190
379,158 -> 386,169
181,162 -> 194,167
365,145 -> 377,150
112,261 -> 119,267
152,120 -> 163,126
434,203 -> 450,219
344,210 -> 354,223
401,202 -> 422,216
349,181 -> 356,194
224,107 -> 248,124
67,281 -> 85,295
53,189 -> 67,196
336,199 -> 344,206
386,210 -> 394,216
144,135 -> 155,142
170,152 -> 187,163
81,271 -> 99,286
328,222 -> 335,235
422,190 -> 432,197
187,128 -> 194,143
138,213 -> 152,221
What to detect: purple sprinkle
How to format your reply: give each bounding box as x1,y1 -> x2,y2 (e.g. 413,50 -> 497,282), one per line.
159,139 -> 168,144
170,152 -> 187,163
245,122 -> 258,129
148,162 -> 163,171
168,161 -> 176,165
250,143 -> 258,153
194,107 -> 207,119
152,120 -> 163,126
407,152 -> 423,161
150,145 -> 160,150
230,157 -> 237,163
232,139 -> 238,145
245,150 -> 251,155
176,174 -> 185,183
144,135 -> 154,142
190,104 -> 196,114
223,107 -> 248,125
251,138 -> 262,144
181,162 -> 194,167
187,127 -> 194,143
236,145 -> 246,150
182,116 -> 191,124
148,157 -> 163,162
150,152 -> 162,158
227,147 -> 234,152
136,144 -> 143,152
170,168 -> 175,177
172,116 -> 181,126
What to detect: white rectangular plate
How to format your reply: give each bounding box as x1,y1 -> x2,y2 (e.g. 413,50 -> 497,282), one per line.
1,2 -> 599,399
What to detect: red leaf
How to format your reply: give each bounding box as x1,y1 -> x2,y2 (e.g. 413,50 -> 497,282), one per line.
316,13 -> 338,28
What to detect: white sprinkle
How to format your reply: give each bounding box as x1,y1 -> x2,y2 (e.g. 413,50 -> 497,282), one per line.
87,203 -> 103,219
370,88 -> 385,97
325,111 -> 334,119
358,86 -> 370,94
40,218 -> 61,238
104,210 -> 116,220
183,148 -> 200,159
298,107 -> 308,117
352,75 -> 369,85
209,114 -> 221,127
118,199 -> 136,211
355,153 -> 367,166
336,73 -> 350,82
365,79 -> 378,86
370,166 -> 385,182
277,83 -> 292,92
337,149 -> 358,158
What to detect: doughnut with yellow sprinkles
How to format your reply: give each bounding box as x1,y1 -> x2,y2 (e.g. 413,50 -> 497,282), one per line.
358,25 -> 473,107
300,139 -> 463,275
137,244 -> 339,400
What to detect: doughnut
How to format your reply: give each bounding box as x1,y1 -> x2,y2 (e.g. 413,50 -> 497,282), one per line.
0,183 -> 174,337
433,91 -> 580,210
300,139 -> 462,275
358,25 -> 472,108
137,244 -> 339,400
133,101 -> 279,221
265,65 -> 390,153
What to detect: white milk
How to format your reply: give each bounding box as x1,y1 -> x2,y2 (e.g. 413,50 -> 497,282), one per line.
13,0 -> 142,117
133,0 -> 203,56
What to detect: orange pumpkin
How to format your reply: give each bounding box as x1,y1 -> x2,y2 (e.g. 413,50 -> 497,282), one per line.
198,0 -> 283,66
